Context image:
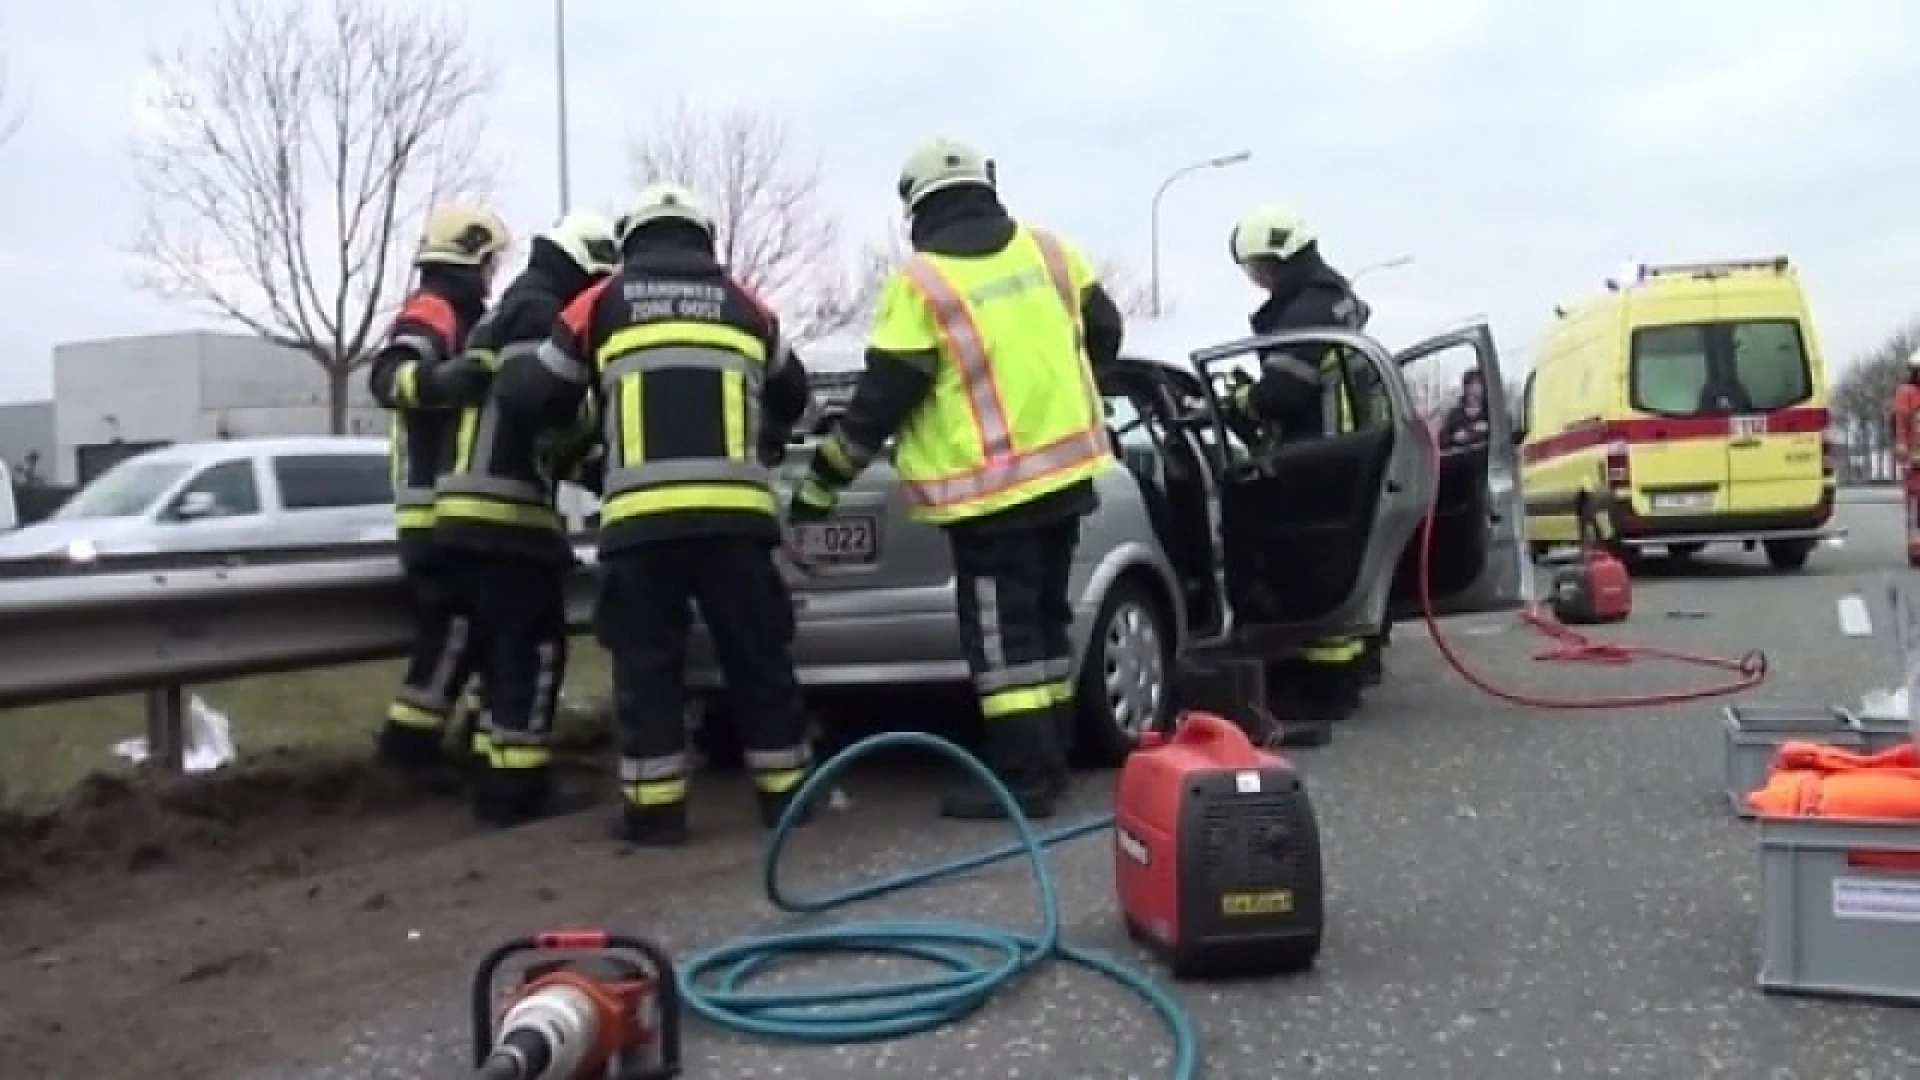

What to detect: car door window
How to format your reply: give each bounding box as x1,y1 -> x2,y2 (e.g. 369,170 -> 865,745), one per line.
173,459 -> 261,519
274,454 -> 394,510
1386,325 -> 1525,620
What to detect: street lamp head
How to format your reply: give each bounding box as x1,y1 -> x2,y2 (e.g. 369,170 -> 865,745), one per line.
1208,150 -> 1253,168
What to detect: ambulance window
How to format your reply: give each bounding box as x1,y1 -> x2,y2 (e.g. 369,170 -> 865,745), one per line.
1728,320 -> 1811,411
1629,326 -> 1711,417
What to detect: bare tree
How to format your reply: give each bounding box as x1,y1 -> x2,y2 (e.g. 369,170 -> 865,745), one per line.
128,0 -> 494,433
629,101 -> 866,343
1831,319 -> 1920,479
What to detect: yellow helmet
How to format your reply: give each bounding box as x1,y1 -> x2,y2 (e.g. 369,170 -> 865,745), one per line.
618,182 -> 714,243
416,204 -> 512,268
897,137 -> 996,212
542,210 -> 620,274
1229,205 -> 1315,264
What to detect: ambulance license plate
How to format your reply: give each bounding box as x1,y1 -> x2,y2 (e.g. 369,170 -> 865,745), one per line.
1651,492 -> 1713,512
792,515 -> 879,565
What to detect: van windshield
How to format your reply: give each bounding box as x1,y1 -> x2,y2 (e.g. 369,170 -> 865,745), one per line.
50,460 -> 191,521
1629,319 -> 1812,418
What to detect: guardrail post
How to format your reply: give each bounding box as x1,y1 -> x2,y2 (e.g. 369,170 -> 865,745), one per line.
144,685 -> 186,773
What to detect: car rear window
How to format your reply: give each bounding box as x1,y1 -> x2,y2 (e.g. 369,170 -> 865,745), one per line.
1629,319 -> 1812,418
273,453 -> 393,510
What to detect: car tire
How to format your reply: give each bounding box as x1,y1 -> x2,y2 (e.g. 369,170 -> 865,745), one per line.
1070,579 -> 1173,769
1764,538 -> 1815,572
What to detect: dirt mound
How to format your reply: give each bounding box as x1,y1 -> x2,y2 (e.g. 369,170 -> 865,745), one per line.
0,748 -> 429,894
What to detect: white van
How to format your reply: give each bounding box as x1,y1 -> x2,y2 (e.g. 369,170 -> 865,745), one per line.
0,437 -> 395,561
0,458 -> 17,532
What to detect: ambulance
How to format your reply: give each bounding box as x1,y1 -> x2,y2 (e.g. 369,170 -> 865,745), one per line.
1516,256 -> 1840,571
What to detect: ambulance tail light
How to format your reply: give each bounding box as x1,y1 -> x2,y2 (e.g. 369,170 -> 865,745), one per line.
1605,440 -> 1632,489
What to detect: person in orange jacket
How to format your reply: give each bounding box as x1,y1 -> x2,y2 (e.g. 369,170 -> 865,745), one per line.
1891,349 -> 1920,470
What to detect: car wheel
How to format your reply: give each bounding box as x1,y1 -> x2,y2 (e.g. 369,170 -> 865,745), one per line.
1071,579 -> 1172,769
1763,538 -> 1815,572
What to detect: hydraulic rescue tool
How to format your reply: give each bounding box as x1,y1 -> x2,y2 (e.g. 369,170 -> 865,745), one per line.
1113,710 -> 1325,979
471,930 -> 682,1080
1546,547 -> 1632,626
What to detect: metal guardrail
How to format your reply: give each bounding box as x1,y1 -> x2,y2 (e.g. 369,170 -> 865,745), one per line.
0,486 -> 1904,772
0,541 -> 600,771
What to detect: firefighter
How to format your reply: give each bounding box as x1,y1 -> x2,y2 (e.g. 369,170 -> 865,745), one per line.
499,182 -> 813,846
790,137 -> 1125,821
366,204 -> 512,781
433,210 -> 620,826
1892,350 -> 1920,474
1226,204 -> 1381,735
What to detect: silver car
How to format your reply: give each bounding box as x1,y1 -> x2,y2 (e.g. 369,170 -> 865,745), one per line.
686,323 -> 1528,765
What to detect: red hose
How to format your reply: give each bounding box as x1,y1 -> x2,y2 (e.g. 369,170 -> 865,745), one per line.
1413,429 -> 1768,709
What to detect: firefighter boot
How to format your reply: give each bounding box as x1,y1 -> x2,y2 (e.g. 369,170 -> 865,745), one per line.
613,801 -> 690,847
376,718 -> 465,793
938,710 -> 1069,821
471,763 -> 555,828
754,785 -> 816,830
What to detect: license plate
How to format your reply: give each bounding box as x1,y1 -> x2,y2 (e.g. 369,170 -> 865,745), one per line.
1651,492 -> 1713,512
791,515 -> 879,565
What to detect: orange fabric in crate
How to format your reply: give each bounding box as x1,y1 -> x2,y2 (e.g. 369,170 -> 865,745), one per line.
1744,741 -> 1920,819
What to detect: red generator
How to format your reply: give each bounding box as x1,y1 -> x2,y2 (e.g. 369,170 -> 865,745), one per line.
1548,548 -> 1632,625
1112,711 -> 1324,980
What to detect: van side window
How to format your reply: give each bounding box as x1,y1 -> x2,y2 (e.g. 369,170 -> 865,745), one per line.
275,454 -> 394,510
179,459 -> 262,516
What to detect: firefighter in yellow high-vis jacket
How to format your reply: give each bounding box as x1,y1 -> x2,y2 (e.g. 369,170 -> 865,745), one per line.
791,138 -> 1127,821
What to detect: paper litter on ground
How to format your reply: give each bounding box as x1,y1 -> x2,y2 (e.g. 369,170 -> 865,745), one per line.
110,695 -> 236,773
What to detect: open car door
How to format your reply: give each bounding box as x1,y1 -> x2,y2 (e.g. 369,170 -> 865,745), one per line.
1386,322 -> 1529,620
1188,329 -> 1435,655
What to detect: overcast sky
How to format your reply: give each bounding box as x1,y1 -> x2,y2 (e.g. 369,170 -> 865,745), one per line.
2,0 -> 1917,404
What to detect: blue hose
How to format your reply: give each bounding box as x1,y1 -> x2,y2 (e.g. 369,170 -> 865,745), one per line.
674,730 -> 1201,1079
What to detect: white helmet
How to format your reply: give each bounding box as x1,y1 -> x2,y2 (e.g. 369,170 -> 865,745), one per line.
1906,346 -> 1920,372
1229,205 -> 1316,264
618,182 -> 714,243
416,204 -> 512,268
541,211 -> 620,274
897,137 -> 996,212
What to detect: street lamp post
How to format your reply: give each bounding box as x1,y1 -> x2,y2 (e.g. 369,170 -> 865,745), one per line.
554,0 -> 573,212
1352,253 -> 1414,283
1149,149 -> 1252,318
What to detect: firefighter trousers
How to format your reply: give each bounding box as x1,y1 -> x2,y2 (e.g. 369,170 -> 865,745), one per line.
379,549 -> 479,767
453,552 -> 568,773
949,515 -> 1079,774
599,535 -> 809,819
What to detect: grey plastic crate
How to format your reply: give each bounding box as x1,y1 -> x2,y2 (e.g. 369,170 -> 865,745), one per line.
1758,816 -> 1920,1003
1854,707 -> 1915,753
1723,705 -> 1861,818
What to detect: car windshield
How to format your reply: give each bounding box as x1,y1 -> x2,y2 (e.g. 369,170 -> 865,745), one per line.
50,460 -> 191,521
1629,319 -> 1812,418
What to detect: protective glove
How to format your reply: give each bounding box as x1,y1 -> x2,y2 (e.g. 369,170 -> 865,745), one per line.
427,355 -> 493,405
787,475 -> 838,523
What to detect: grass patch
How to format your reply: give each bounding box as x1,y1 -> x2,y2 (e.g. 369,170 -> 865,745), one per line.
0,640 -> 613,805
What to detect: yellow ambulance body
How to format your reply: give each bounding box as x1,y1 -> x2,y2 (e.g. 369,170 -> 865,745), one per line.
1517,256 -> 1839,571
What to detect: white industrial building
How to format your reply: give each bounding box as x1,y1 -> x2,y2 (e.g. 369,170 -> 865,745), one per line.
51,331 -> 384,485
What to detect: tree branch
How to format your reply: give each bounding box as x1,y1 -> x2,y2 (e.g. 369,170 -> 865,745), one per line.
126,0 -> 495,429
628,100 -> 855,342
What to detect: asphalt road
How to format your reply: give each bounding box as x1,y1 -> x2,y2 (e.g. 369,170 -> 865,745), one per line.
272,494 -> 1920,1080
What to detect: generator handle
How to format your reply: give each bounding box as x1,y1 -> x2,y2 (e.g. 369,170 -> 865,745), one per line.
469,930 -> 683,1070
